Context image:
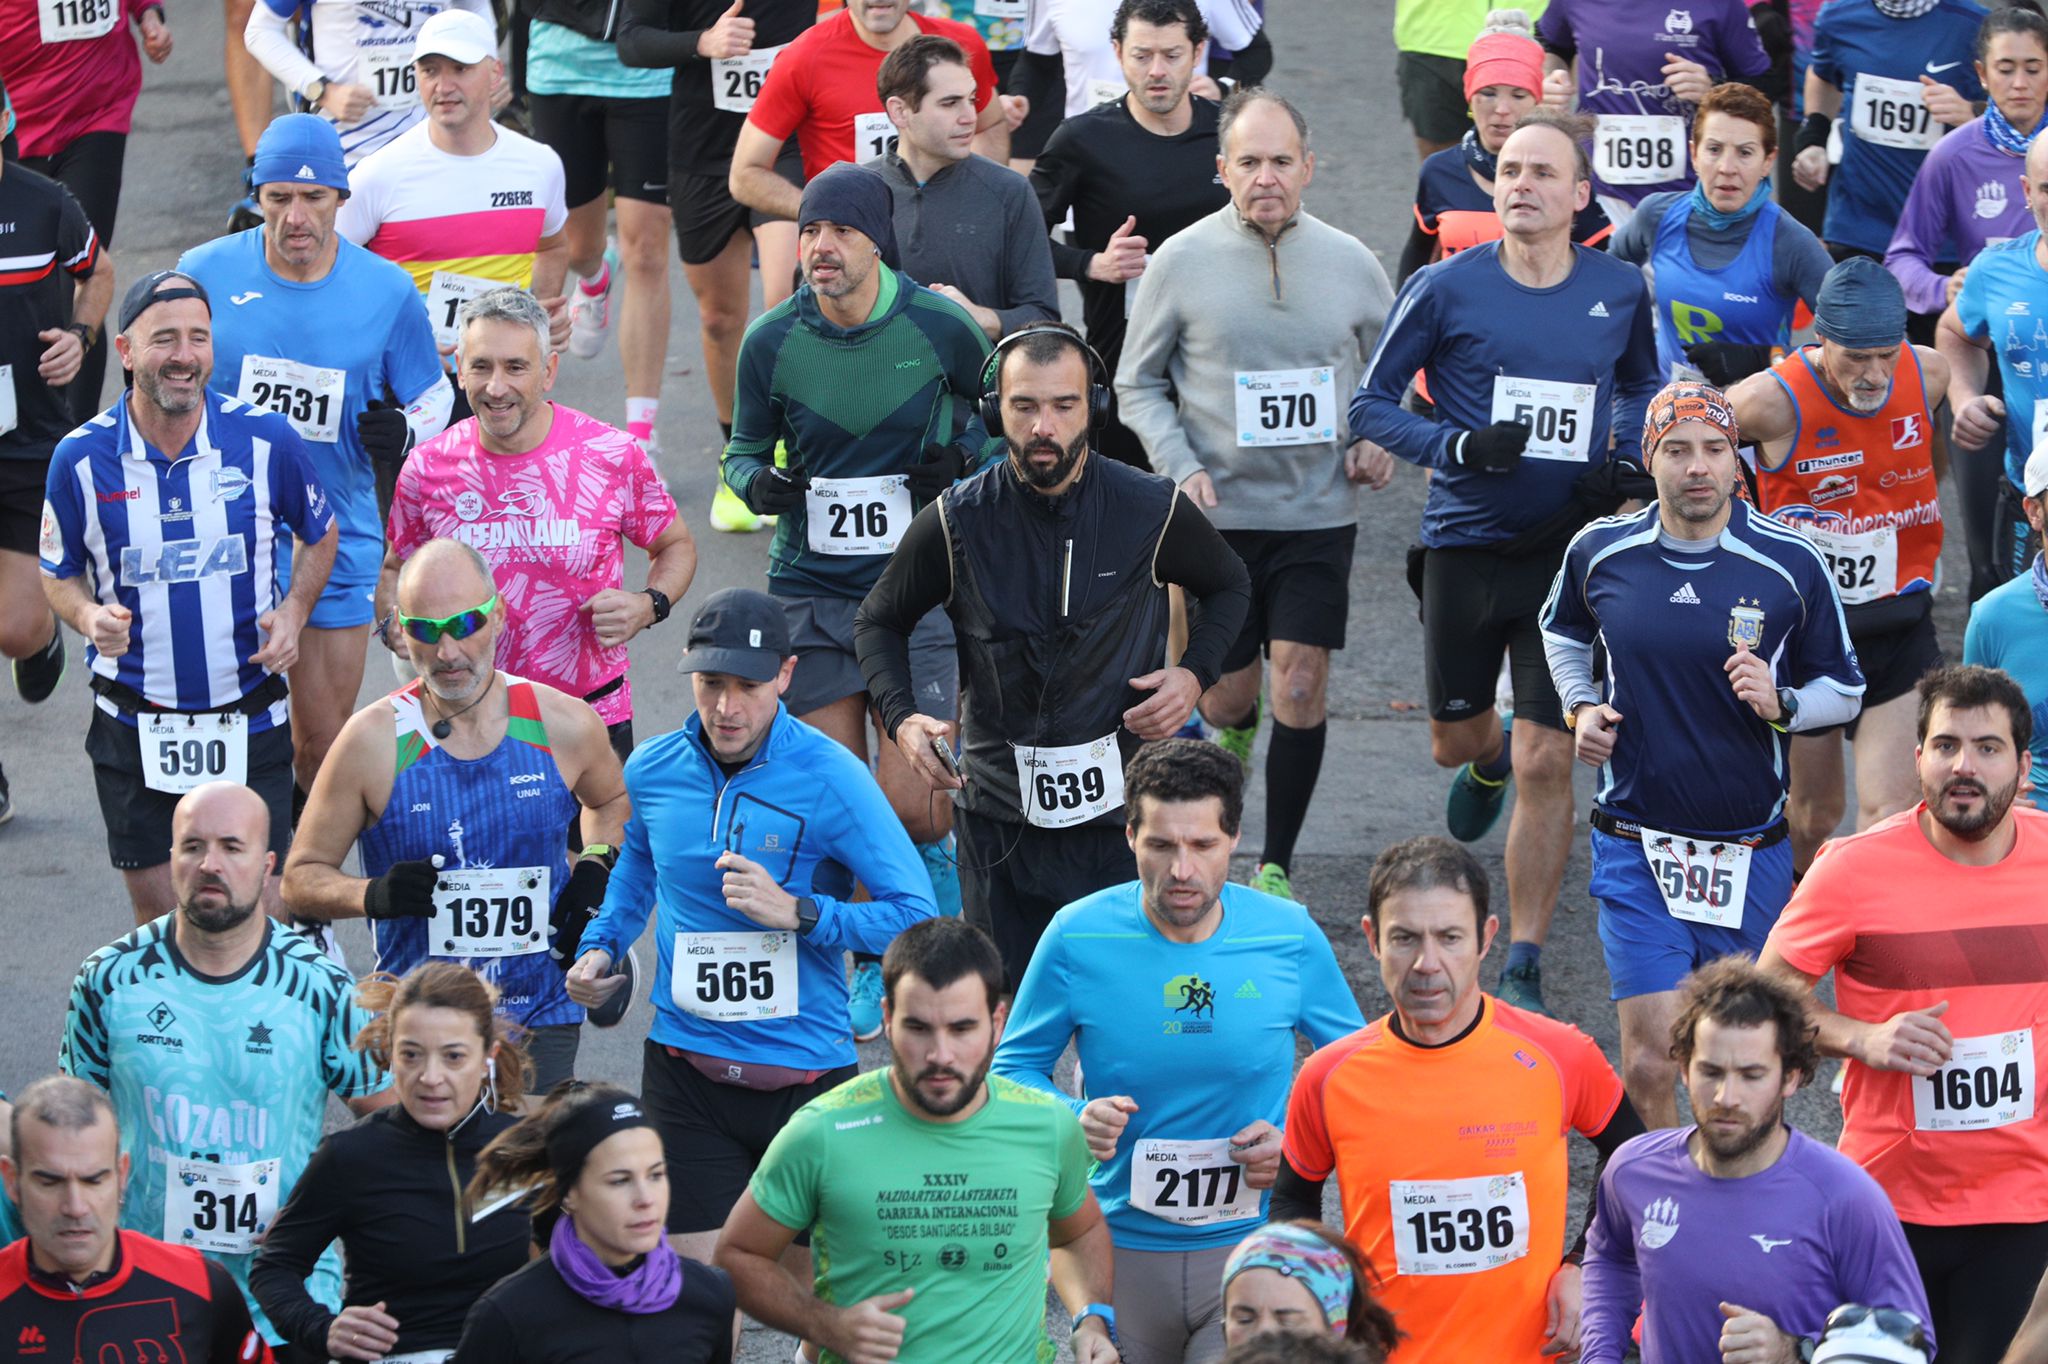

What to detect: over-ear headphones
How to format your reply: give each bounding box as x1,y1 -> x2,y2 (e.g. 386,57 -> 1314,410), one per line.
978,322 -> 1113,435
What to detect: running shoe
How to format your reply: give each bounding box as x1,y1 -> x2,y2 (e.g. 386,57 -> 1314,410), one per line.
920,837 -> 962,918
710,481 -> 766,533
1213,697 -> 1260,772
1445,763 -> 1511,842
1496,960 -> 1550,1017
1250,861 -> 1295,901
586,947 -> 641,1029
13,616 -> 64,703
567,241 -> 621,359
848,959 -> 885,1042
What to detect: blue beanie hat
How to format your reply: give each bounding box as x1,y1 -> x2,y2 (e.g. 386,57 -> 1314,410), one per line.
1812,256 -> 1907,350
798,162 -> 899,269
250,113 -> 350,194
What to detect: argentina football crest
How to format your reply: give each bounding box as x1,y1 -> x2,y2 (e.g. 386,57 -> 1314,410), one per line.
1727,597 -> 1764,650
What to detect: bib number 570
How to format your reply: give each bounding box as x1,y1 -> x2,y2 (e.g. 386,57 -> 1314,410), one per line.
1258,392 -> 1317,430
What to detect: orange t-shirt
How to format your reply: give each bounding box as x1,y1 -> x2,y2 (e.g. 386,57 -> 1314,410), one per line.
1764,804 -> 2048,1227
1282,998 -> 1624,1361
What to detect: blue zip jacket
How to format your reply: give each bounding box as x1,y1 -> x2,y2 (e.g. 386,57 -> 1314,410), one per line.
579,704 -> 937,1069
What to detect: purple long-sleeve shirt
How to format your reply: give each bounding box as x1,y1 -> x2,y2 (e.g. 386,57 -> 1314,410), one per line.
1582,1127 -> 1933,1364
1885,116 -> 2035,314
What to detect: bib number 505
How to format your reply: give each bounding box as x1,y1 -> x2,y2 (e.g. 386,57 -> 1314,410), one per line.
1508,401 -> 1578,446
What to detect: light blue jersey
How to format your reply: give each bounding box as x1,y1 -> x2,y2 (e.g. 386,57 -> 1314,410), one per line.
1963,563 -> 2048,810
60,917 -> 391,1344
993,882 -> 1363,1252
176,228 -> 444,627
1954,231 -> 2048,492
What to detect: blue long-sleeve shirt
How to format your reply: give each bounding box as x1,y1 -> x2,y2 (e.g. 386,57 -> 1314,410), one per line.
579,706 -> 937,1070
1350,241 -> 1661,548
991,882 -> 1363,1251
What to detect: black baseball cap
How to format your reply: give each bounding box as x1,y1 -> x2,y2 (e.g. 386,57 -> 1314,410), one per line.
677,588 -> 791,681
119,271 -> 210,333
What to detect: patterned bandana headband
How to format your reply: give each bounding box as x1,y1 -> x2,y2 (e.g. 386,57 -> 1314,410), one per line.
1642,381 -> 1740,464
1222,1223 -> 1355,1337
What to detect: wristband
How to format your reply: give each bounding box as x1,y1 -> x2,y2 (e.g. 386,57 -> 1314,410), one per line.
642,588 -> 671,625
1793,111 -> 1833,155
1076,1303 -> 1117,1342
67,322 -> 99,351
579,843 -> 618,870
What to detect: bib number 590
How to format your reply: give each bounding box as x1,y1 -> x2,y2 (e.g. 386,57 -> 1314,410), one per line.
158,736 -> 229,779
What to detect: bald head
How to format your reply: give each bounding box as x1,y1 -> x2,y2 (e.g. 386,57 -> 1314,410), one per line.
170,783 -> 274,936
174,781 -> 272,849
396,539 -> 498,618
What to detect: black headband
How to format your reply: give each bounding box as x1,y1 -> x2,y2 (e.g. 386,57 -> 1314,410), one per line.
545,1095 -> 654,1187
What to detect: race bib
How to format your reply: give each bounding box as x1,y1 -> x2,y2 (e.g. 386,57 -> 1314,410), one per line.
141,712 -> 249,795
975,0 -> 1027,17
711,42 -> 787,114
1592,114 -> 1686,185
1803,523 -> 1898,607
1491,375 -> 1594,462
1390,1172 -> 1531,1277
853,111 -> 897,164
164,1157 -> 279,1255
1913,1029 -> 2035,1132
1235,368 -> 1336,447
360,43 -> 419,112
380,1354 -> 455,1364
674,930 -> 798,1021
237,355 -> 345,444
0,364 -> 14,438
39,0 -> 117,43
426,270 -> 496,348
1851,73 -> 1941,151
1088,77 -> 1127,107
1014,733 -> 1123,828
1130,1140 -> 1263,1227
430,866 -> 550,958
805,475 -> 911,556
1639,827 -> 1752,930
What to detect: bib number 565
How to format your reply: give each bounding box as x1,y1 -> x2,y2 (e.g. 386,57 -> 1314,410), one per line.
696,959 -> 774,1004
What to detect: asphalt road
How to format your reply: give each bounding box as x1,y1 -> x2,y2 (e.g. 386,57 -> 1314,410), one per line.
0,0 -> 1951,1356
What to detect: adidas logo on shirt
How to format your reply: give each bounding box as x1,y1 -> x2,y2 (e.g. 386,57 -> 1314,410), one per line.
1588,300 -> 1610,317
295,164 -> 315,179
1669,582 -> 1701,604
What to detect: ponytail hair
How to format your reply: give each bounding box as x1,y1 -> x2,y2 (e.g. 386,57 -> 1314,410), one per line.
465,1081 -> 638,1231
353,962 -> 534,1113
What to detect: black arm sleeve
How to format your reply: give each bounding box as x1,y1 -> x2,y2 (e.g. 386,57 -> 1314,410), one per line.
855,503 -> 955,740
1568,1095 -> 1649,1261
1397,215 -> 1436,287
1153,492 -> 1252,691
615,0 -> 702,67
248,1139 -> 350,1354
1030,130 -> 1097,282
1268,1157 -> 1326,1226
204,1258 -> 267,1364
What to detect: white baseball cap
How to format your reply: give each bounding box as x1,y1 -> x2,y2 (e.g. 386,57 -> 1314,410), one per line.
414,8 -> 497,65
2027,435 -> 2048,498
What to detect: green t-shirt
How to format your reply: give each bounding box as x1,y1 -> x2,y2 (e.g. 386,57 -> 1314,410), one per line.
1394,0 -> 1551,60
750,1070 -> 1092,1364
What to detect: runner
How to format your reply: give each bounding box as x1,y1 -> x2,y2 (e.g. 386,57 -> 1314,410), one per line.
336,12 -> 574,375
1580,957 -> 1933,1362
872,35 -> 1060,340
564,587 -> 936,1269
240,0 -> 495,166
1,123 -> 112,787
250,962 -> 532,1363
1791,0 -> 1987,265
1612,80 -> 1831,386
0,0 -> 167,417
855,322 -> 1252,992
177,113 -> 450,799
1118,89 -> 1394,901
0,1076 -> 273,1364
1536,0 -> 1777,225
993,739 -> 1364,1362
382,287 -> 696,757
1397,13 -> 1612,286
1761,664 -> 2048,1359
1940,135 -> 2048,592
1219,1223 -> 1402,1356
1541,380 -> 1864,1125
721,163 -> 989,1030
1027,0 -> 1253,121
1029,0 -> 1230,468
1352,108 -> 1663,1016
714,916 -> 1120,1364
617,0 -> 813,535
59,781 -> 394,1348
1730,257 -> 1947,872
283,539 -> 630,1095
40,270 -> 337,924
1391,0 -> 1497,159
1270,835 -> 1643,1361
1962,445 -> 2048,804
455,1085 -> 736,1362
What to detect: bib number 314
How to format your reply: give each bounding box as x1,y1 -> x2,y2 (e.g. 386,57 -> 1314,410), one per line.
164,1157 -> 280,1255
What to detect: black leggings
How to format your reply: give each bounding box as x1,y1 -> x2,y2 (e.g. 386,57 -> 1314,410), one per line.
1902,1220 -> 2048,1363
21,130 -> 126,423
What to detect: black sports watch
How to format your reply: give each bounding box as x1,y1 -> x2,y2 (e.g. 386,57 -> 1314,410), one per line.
1776,687 -> 1800,727
794,896 -> 819,936
642,587 -> 672,625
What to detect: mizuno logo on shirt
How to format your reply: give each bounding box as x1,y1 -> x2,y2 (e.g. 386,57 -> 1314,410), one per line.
1669,582 -> 1701,604
1588,300 -> 1610,317
1751,1235 -> 1792,1252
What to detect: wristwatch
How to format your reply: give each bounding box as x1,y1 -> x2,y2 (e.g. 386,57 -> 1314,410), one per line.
1776,687 -> 1800,727
642,587 -> 672,625
579,843 -> 617,870
794,896 -> 819,936
1076,1304 -> 1117,1343
67,322 -> 98,351
303,75 -> 330,106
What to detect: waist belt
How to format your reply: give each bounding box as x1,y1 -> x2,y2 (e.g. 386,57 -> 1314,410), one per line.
671,1046 -> 828,1093
1590,808 -> 1789,849
584,674 -> 624,705
90,671 -> 289,717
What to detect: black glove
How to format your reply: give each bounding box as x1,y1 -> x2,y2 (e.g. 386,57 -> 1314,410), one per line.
357,400 -> 414,467
549,859 -> 610,969
902,442 -> 969,499
747,466 -> 810,515
1749,2 -> 1792,67
1683,341 -> 1777,388
364,859 -> 440,919
1456,421 -> 1529,474
1793,110 -> 1833,156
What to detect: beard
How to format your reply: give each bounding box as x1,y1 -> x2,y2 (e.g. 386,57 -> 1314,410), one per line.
138,363 -> 206,415
894,1050 -> 992,1119
1698,1097 -> 1785,1164
181,880 -> 261,935
1928,772 -> 2021,839
1005,428 -> 1088,490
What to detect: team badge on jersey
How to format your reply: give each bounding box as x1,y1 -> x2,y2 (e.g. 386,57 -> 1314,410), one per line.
1891,414 -> 1925,449
1728,598 -> 1765,649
